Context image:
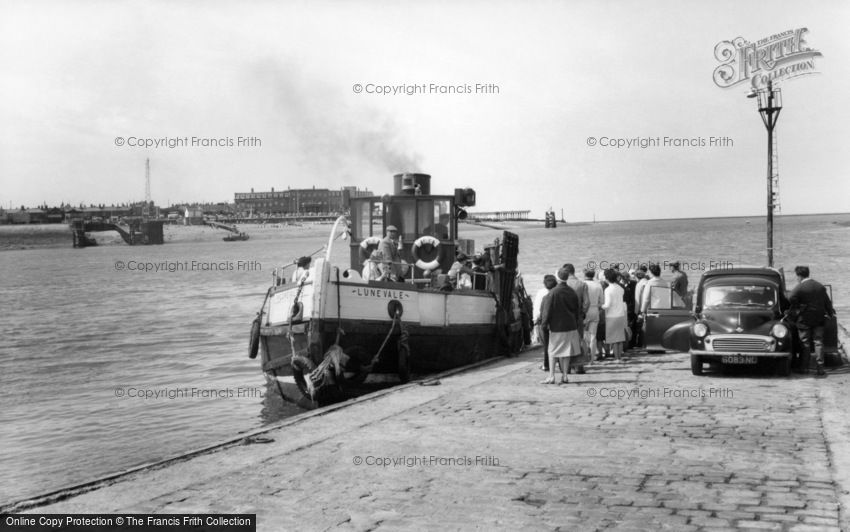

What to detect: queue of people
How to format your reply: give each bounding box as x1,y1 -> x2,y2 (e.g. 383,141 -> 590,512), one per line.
532,261 -> 690,384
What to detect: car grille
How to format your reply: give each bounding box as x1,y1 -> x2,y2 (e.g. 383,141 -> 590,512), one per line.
712,337 -> 771,352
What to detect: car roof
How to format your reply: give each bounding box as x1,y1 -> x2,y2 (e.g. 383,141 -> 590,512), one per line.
699,267 -> 785,289
701,266 -> 782,279
703,276 -> 781,286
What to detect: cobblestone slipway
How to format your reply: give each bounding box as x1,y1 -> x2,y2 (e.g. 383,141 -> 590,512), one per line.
18,345 -> 850,531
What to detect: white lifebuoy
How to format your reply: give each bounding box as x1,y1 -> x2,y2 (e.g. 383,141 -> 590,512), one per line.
358,236 -> 382,263
412,235 -> 441,271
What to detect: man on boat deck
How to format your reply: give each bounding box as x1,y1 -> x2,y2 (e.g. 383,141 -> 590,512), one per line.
447,251 -> 474,289
424,213 -> 450,239
378,225 -> 403,281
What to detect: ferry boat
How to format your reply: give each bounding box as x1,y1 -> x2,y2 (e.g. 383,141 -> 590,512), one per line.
248,173 -> 532,406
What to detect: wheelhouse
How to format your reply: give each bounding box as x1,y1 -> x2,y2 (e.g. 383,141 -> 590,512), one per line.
348,173 -> 475,277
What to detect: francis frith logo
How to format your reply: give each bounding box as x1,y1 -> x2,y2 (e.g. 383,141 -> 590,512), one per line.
713,28 -> 822,89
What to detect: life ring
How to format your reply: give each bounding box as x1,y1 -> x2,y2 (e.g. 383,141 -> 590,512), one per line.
248,316 -> 261,359
290,354 -> 316,399
412,235 -> 442,271
358,236 -> 382,263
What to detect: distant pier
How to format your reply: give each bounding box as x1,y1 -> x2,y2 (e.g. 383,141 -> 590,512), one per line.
468,210 -> 531,221
70,219 -> 164,247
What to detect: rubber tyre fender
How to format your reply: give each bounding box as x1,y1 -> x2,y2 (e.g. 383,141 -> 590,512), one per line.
291,355 -> 317,398
339,346 -> 370,385
248,316 -> 261,359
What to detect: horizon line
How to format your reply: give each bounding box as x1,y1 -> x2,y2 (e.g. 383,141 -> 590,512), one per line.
567,211 -> 850,224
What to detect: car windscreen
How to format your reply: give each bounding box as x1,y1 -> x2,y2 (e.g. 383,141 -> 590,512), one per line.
703,285 -> 778,310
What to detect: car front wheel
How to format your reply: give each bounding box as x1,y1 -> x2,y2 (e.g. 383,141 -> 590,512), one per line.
691,355 -> 703,376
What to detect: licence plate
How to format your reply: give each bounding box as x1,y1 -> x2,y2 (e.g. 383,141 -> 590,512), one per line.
722,355 -> 757,365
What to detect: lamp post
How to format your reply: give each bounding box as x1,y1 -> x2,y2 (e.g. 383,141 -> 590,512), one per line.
747,80 -> 782,267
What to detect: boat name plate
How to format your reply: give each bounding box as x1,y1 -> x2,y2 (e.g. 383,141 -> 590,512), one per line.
351,287 -> 412,300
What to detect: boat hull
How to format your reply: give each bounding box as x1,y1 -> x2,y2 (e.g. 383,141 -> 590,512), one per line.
257,258 -> 524,405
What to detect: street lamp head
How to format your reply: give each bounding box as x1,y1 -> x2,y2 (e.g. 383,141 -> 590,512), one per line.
758,90 -> 769,109
772,87 -> 783,110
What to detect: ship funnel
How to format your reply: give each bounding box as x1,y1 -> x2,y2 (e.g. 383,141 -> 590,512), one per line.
393,173 -> 431,195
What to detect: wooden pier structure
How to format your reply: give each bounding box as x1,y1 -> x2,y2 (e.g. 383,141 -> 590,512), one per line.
70,219 -> 164,247
467,210 -> 531,221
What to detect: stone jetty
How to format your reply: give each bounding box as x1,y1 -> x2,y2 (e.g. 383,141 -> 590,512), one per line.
11,340 -> 850,531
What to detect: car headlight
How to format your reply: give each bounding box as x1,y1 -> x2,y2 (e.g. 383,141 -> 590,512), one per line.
693,322 -> 709,338
771,323 -> 789,339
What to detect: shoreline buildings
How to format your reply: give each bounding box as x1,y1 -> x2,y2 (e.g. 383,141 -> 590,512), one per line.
233,186 -> 373,217
2,185 -> 376,224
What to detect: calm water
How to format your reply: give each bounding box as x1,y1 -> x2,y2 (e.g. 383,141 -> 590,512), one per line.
1,214 -> 848,504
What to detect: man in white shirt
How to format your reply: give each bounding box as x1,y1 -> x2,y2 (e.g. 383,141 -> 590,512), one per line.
640,263 -> 670,315
633,266 -> 649,308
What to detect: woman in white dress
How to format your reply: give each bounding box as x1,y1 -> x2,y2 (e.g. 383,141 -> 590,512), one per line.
602,268 -> 627,362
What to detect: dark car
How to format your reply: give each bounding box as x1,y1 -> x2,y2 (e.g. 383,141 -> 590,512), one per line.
687,268 -> 793,375
649,267 -> 840,376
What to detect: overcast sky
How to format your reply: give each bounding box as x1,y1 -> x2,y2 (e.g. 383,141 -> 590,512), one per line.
1,0 -> 848,221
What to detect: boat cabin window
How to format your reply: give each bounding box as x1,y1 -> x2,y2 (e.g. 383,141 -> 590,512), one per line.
420,200 -> 452,240
386,199 -> 416,240
351,200 -> 382,239
385,198 -> 453,241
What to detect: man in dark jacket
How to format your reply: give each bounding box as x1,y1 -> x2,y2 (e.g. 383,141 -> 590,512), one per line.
669,261 -> 688,303
789,266 -> 836,377
562,263 -> 589,373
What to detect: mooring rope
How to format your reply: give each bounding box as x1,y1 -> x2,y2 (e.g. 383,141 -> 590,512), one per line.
335,268 -> 343,344
364,310 -> 400,370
